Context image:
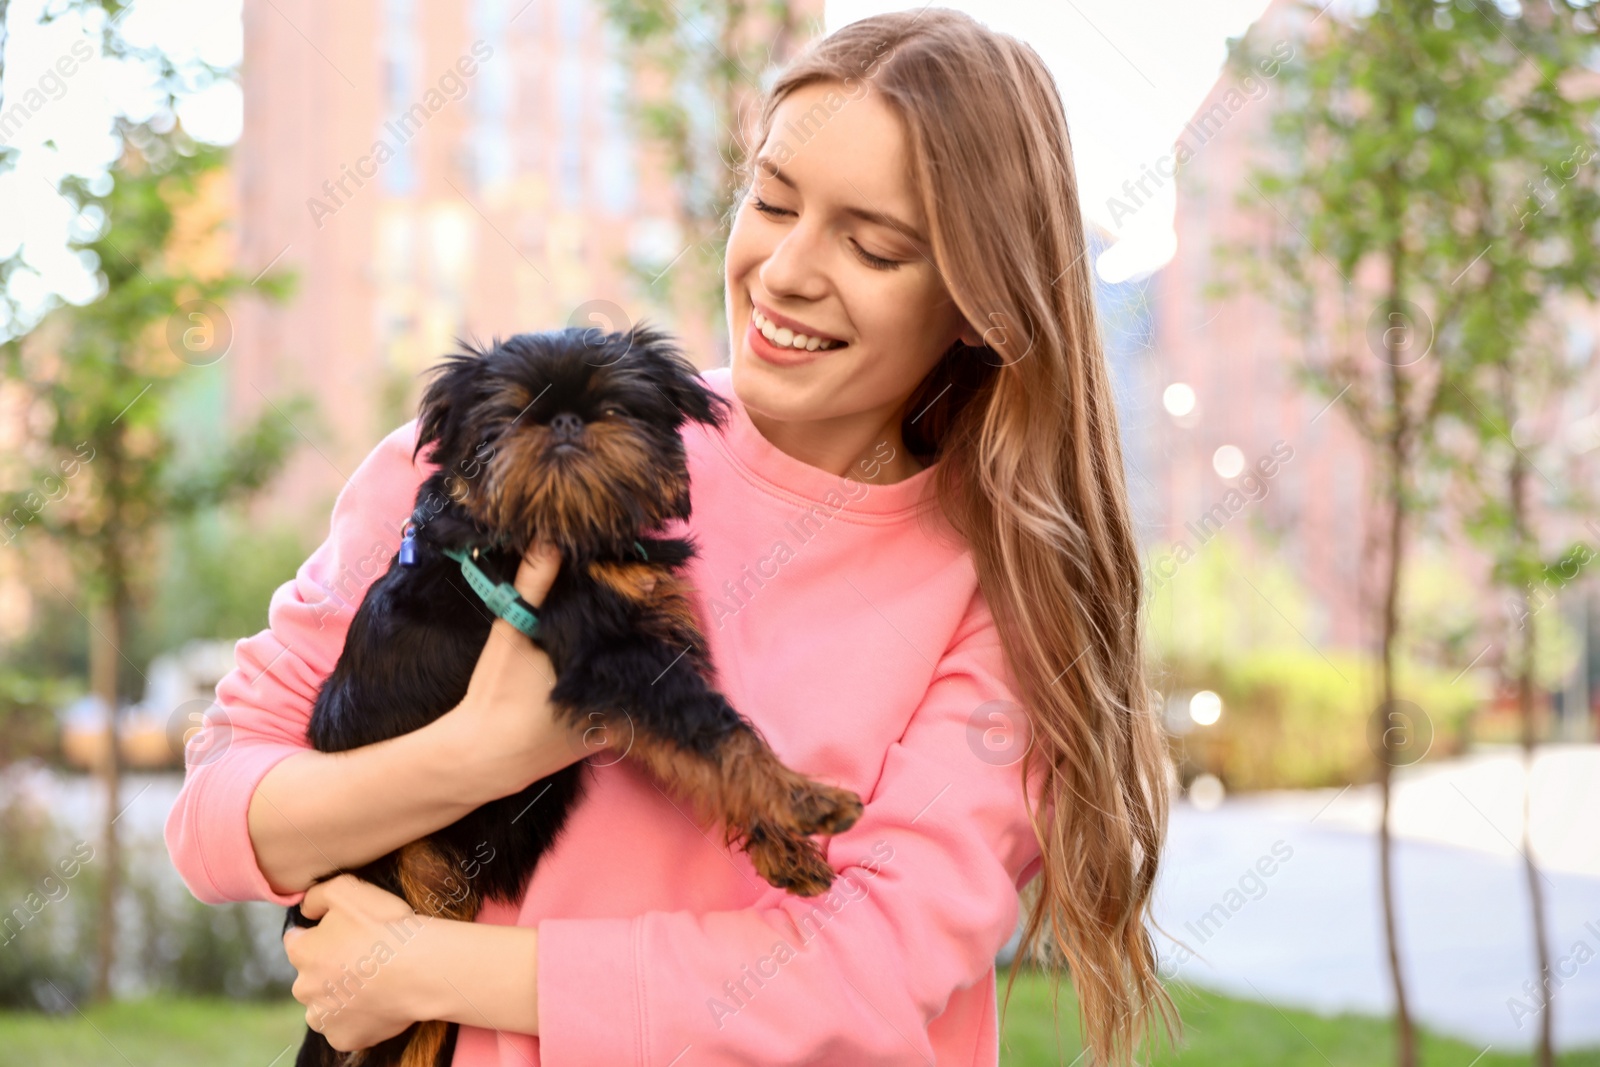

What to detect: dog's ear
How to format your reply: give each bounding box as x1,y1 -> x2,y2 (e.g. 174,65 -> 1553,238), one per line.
414,345 -> 490,466
628,321 -> 731,430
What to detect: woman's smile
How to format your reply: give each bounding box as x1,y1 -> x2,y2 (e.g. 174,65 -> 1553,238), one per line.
750,302 -> 848,351
744,297 -> 850,369
745,312 -> 827,368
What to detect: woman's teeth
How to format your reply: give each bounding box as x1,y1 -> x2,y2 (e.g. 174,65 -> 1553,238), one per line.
753,309 -> 845,352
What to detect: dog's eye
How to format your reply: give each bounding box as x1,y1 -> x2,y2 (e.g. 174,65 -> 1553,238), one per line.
602,406 -> 625,419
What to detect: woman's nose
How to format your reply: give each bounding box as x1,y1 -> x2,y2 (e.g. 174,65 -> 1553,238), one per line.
760,222 -> 828,299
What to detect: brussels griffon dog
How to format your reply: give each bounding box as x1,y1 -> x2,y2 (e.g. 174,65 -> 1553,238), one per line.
284,324 -> 864,1067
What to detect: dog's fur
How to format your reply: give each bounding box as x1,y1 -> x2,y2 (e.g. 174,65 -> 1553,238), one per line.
284,325 -> 863,1067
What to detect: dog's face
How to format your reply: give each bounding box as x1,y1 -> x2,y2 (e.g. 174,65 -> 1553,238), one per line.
414,324 -> 729,555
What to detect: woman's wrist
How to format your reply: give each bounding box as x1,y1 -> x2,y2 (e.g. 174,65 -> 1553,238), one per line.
419,710 -> 512,809
429,695 -> 591,804
396,915 -> 541,1036
425,704 -> 532,805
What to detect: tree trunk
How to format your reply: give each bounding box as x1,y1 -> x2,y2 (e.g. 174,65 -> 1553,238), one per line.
1509,427 -> 1555,1067
88,593 -> 121,1004
1378,134 -> 1417,1060
1520,623 -> 1554,1066
1377,452 -> 1416,1067
90,429 -> 131,1004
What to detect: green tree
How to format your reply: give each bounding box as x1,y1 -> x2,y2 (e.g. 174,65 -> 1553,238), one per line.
1222,2 -> 1600,1063
0,133 -> 301,1003
1435,112 -> 1599,1059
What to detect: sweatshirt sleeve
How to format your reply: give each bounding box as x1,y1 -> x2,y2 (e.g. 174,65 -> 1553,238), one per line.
163,419 -> 432,906
534,590 -> 1047,1067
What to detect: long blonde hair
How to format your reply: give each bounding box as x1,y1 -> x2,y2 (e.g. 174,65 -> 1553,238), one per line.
733,9 -> 1176,1063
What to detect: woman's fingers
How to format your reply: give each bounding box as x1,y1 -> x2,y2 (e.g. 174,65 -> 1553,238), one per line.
296,872 -> 356,921
513,540 -> 561,607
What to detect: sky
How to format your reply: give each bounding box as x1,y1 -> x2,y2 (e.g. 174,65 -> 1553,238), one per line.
0,0 -> 242,325
0,0 -> 1272,324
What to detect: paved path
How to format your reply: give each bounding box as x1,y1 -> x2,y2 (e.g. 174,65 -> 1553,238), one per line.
1153,745 -> 1600,1051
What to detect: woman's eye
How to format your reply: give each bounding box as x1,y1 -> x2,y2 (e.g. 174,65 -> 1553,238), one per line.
751,192 -> 899,270
851,240 -> 901,271
750,195 -> 791,218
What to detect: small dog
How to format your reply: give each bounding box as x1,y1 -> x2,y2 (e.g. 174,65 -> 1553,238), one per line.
284,324 -> 863,1067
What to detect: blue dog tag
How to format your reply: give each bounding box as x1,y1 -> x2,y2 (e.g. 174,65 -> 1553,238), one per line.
399,523 -> 419,567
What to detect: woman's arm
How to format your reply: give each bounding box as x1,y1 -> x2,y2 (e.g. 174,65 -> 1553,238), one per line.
246,706 -> 535,896
247,723 -> 487,898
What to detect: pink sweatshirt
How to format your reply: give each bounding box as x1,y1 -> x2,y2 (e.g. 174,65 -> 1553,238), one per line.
165,364 -> 1046,1066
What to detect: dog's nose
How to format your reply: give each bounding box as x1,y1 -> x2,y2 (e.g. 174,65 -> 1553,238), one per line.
550,412 -> 584,442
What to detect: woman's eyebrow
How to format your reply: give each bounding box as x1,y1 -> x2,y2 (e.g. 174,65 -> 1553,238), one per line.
755,154 -> 929,248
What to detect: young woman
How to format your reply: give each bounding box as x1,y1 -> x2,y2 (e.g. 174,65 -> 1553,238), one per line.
165,9 -> 1172,1065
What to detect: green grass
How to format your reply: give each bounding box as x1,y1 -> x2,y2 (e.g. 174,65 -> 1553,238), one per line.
998,968 -> 1600,1065
0,974 -> 1594,1066
0,996 -> 306,1067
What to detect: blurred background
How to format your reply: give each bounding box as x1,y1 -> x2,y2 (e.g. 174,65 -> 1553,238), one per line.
1,0 -> 1598,1064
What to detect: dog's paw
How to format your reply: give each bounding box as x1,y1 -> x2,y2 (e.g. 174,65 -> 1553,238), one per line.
744,824 -> 838,897
789,782 -> 864,836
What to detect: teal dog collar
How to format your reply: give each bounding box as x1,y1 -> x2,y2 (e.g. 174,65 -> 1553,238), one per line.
440,545 -> 541,638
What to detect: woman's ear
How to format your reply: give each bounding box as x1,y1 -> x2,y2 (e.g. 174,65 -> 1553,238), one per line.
955,319 -> 985,348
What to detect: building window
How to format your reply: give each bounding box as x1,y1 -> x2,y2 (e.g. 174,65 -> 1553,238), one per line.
472,0 -> 512,190
557,56 -> 584,209
382,0 -> 419,195
596,55 -> 635,213
559,0 -> 584,43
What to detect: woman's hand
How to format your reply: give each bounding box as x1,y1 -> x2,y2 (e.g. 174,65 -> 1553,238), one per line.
283,874 -> 432,1052
437,541 -> 605,800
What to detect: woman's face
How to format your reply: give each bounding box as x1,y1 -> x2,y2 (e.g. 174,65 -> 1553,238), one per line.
724,80 -> 980,431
